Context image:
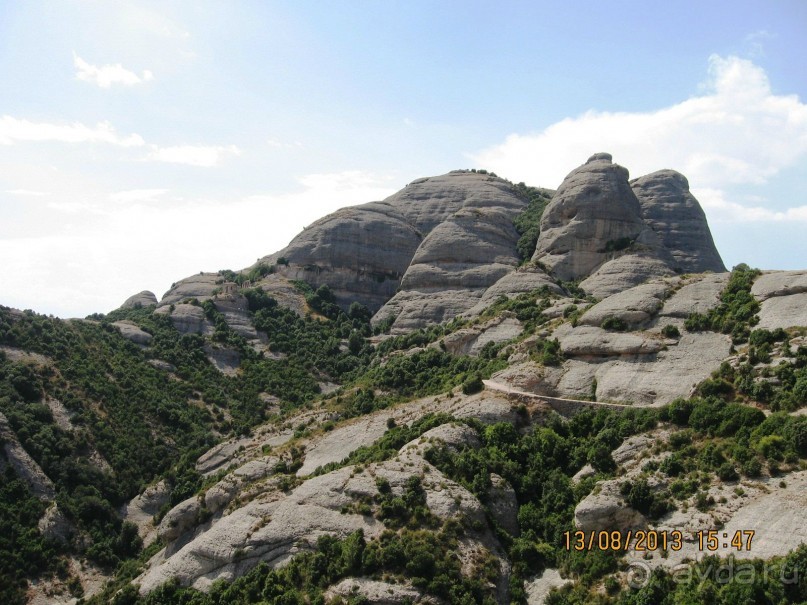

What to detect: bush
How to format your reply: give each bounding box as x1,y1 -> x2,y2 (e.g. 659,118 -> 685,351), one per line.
661,324 -> 680,338
462,373 -> 485,395
685,312 -> 711,332
600,316 -> 627,331
716,462 -> 739,481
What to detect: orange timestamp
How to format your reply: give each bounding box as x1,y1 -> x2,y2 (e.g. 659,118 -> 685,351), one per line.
563,529 -> 756,552
563,530 -> 684,552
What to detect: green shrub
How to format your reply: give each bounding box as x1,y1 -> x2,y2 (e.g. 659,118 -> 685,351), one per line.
661,324 -> 680,338
600,316 -> 627,331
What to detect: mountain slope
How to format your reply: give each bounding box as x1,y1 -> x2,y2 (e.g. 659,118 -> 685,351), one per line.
2,154 -> 807,605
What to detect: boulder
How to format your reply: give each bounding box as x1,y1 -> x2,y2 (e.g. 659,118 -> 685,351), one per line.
111,320 -> 153,346
578,282 -> 669,329
559,326 -> 664,358
120,290 -> 158,309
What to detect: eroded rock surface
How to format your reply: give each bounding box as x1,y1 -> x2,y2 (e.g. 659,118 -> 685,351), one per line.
120,290 -> 158,309
112,320 -> 153,345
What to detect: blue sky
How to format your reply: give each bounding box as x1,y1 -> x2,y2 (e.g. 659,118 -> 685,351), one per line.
1,1 -> 806,317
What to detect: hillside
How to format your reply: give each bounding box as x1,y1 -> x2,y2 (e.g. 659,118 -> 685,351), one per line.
1,153 -> 807,605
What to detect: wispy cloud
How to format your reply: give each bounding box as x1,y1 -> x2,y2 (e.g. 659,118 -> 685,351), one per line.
0,115 -> 145,147
5,189 -> 48,196
73,52 -> 154,88
110,189 -> 169,203
471,55 -> 807,222
695,187 -> 807,222
744,30 -> 774,59
0,170 -> 397,317
147,145 -> 241,167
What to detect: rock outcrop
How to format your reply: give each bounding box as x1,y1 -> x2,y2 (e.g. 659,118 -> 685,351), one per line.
259,171 -> 526,317
752,270 -> 807,330
111,320 -> 153,346
631,169 -> 725,274
137,418 -> 509,595
375,200 -> 526,331
120,290 -> 158,309
532,153 -> 724,297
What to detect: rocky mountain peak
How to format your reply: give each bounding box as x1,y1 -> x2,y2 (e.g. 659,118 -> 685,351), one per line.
137,155 -> 725,328
533,153 -> 646,281
532,153 -> 725,296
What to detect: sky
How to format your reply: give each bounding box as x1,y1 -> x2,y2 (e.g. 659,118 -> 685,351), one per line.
1,1 -> 806,318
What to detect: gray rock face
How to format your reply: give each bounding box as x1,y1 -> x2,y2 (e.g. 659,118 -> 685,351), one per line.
578,282 -> 670,329
371,181 -> 527,330
120,290 -> 158,309
559,326 -> 665,358
266,202 -> 421,312
38,503 -> 73,544
159,273 -> 221,307
138,421 -> 507,595
751,270 -> 807,300
155,303 -> 213,335
325,578 -> 436,604
441,316 -> 522,357
112,320 -> 153,346
631,170 -> 726,273
121,480 -> 171,545
531,154 -> 724,299
574,478 -> 647,532
757,294 -> 807,330
659,273 -> 729,318
264,171 -> 524,315
465,266 -> 564,316
533,154 -> 651,281
593,331 -> 732,405
750,270 -> 807,330
578,254 -> 674,299
488,474 -> 519,536
157,496 -> 202,543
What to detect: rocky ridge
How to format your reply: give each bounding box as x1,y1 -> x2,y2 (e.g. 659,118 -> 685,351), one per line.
5,153 -> 805,604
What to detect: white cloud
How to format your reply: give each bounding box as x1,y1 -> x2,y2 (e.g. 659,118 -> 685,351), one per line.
0,115 -> 145,147
73,52 -> 154,88
471,55 -> 807,222
0,171 -> 397,317
695,187 -> 807,222
147,144 -> 241,167
109,189 -> 169,203
5,189 -> 48,196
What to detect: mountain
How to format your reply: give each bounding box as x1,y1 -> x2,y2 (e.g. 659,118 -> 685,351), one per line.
1,154 -> 807,605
